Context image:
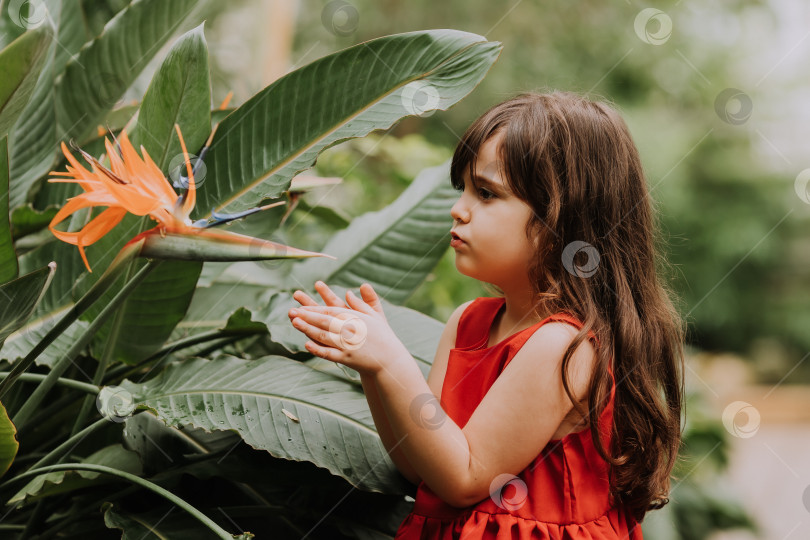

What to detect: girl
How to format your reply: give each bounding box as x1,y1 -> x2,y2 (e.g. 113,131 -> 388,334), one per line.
287,91 -> 685,539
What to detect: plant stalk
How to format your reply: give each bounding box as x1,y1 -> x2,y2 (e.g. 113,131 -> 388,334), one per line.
0,241 -> 144,400
12,260 -> 159,426
29,418 -> 109,471
70,257 -> 139,435
5,464 -> 237,539
0,373 -> 99,395
104,330 -> 260,384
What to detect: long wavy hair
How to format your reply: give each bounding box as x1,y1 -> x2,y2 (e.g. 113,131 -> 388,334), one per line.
450,91 -> 685,523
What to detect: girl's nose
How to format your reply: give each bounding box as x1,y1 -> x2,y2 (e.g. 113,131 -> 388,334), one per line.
450,196 -> 470,223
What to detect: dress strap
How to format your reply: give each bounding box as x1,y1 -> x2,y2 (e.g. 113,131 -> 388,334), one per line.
453,297 -> 502,349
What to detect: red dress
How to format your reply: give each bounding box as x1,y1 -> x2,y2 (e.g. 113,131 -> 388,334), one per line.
394,297 -> 642,539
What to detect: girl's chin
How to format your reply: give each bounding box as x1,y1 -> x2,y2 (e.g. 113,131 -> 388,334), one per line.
453,259 -> 486,282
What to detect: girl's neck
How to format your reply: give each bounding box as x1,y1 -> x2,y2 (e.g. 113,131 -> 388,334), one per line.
492,288 -> 549,343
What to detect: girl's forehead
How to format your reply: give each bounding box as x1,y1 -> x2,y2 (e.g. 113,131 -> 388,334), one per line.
469,132 -> 506,178
477,132 -> 504,163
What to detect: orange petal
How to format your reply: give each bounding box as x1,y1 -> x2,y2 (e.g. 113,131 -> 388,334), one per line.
138,145 -> 180,204
174,124 -> 195,219
54,207 -> 128,272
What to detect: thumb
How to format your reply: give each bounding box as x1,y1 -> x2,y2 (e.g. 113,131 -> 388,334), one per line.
359,283 -> 386,319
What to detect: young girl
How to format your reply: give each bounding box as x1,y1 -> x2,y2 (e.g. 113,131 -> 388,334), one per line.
287,91 -> 684,539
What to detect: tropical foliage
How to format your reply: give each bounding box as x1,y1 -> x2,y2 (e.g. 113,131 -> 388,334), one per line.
0,0 -> 501,536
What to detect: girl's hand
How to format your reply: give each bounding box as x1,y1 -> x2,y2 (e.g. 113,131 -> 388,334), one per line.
288,282 -> 409,375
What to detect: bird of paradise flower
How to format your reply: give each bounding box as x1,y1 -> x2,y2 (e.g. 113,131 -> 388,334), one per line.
48,124 -> 333,272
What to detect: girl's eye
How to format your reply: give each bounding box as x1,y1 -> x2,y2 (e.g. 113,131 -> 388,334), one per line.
478,188 -> 495,200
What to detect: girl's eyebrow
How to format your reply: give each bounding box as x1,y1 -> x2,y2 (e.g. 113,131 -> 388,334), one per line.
471,174 -> 505,192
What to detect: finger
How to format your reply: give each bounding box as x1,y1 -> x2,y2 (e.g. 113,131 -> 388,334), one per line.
315,281 -> 347,308
296,305 -> 350,317
291,309 -> 336,329
345,289 -> 376,316
292,290 -> 319,307
359,283 -> 386,319
304,340 -> 344,363
291,317 -> 340,349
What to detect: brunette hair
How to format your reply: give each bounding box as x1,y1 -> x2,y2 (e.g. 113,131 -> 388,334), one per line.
450,91 -> 685,523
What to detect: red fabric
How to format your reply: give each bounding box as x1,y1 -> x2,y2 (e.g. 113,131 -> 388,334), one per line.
395,297 -> 642,540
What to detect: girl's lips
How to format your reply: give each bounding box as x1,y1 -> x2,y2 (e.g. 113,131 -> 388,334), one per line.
450,232 -> 466,248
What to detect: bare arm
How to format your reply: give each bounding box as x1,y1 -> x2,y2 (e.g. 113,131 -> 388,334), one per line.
360,371 -> 421,485
292,283 -> 469,486
372,321 -> 596,508
357,299 -> 471,486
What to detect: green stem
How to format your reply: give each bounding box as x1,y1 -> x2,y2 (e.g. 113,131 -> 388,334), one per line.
0,373 -> 99,395
4,464 -> 236,539
104,330 -> 258,384
0,242 -> 143,400
29,418 -> 108,471
71,258 -> 139,436
12,260 -> 159,426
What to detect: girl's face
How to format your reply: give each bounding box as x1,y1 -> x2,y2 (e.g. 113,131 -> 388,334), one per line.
450,133 -> 538,291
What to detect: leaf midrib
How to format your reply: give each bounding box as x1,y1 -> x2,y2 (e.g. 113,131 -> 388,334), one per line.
140,389 -> 378,435
212,39 -> 487,217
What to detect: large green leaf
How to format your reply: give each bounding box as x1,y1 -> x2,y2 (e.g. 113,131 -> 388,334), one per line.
0,240 -> 89,367
7,0 -> 90,210
0,400 -> 17,477
0,262 -> 55,346
131,22 -> 211,169
121,355 -> 412,495
0,0 -> 25,50
0,24 -> 51,139
289,161 -> 456,304
123,411 -> 212,474
0,136 -> 16,283
76,21 -> 212,365
9,0 -> 198,211
89,259 -> 203,365
55,0 -> 199,143
9,203 -> 58,239
256,287 -> 442,379
8,444 -> 142,505
196,29 -> 501,218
